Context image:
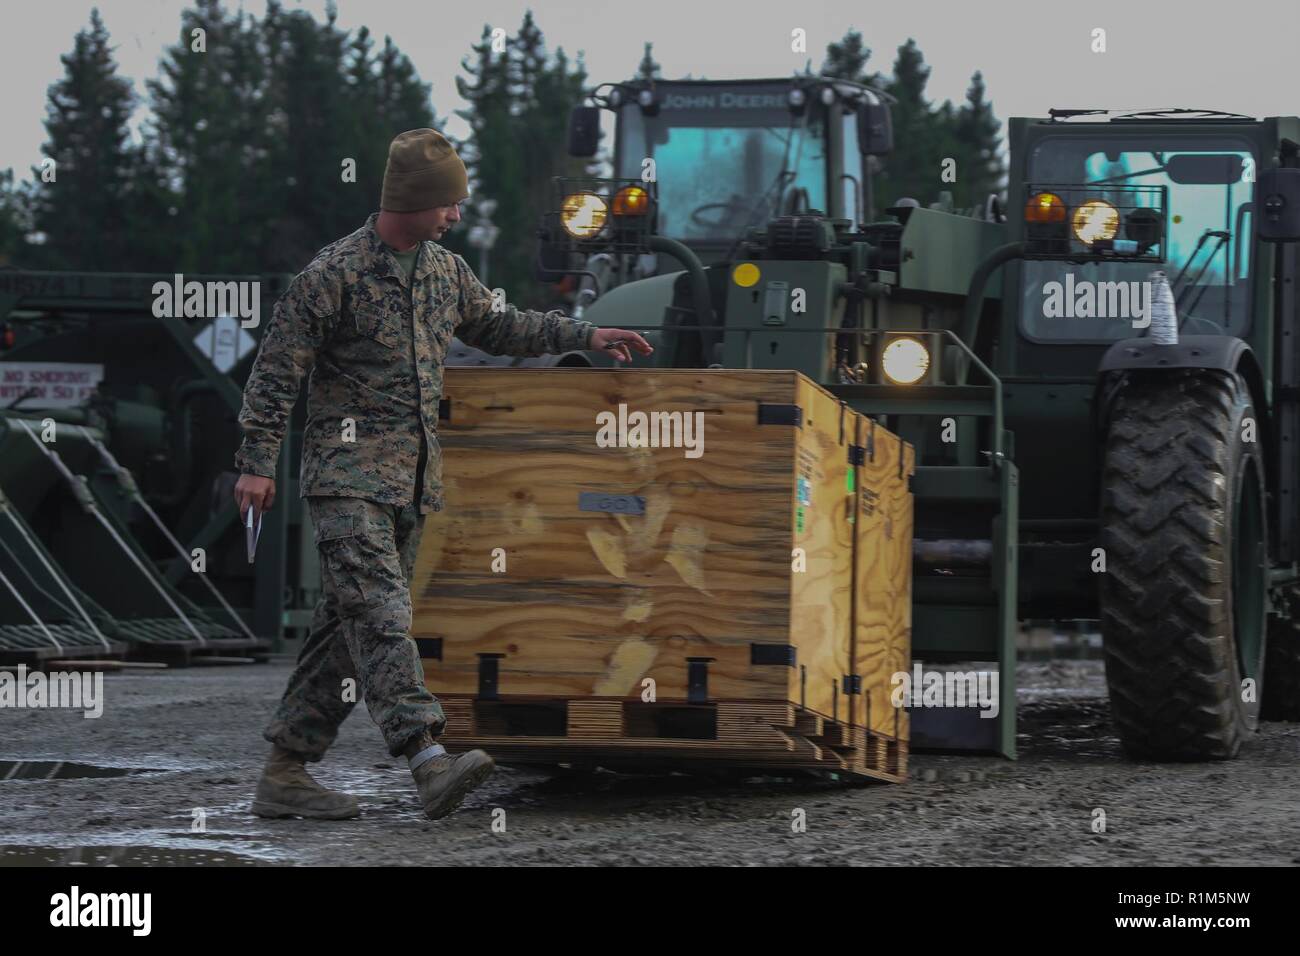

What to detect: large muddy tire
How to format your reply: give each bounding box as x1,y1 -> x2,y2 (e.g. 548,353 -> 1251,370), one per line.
1100,369 -> 1267,760
1263,588 -> 1300,721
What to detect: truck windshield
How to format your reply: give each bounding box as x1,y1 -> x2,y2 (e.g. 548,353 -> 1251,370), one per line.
615,91 -> 827,243
1020,135 -> 1256,342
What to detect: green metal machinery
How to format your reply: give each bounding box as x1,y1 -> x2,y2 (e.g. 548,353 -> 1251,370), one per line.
536,77 -> 1300,759
0,266 -> 614,663
0,272 -> 301,659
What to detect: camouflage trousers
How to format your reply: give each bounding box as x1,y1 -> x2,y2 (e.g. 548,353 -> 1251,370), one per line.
263,494 -> 446,761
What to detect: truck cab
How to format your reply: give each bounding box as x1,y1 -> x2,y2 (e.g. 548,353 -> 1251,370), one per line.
605,77 -> 879,261
541,76 -> 894,314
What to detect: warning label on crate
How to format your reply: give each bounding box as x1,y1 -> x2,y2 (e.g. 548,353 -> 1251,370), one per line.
797,475 -> 811,506
796,447 -> 820,511
0,362 -> 103,408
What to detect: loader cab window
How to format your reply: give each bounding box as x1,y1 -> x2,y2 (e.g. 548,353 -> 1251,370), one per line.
1020,136 -> 1256,342
616,95 -> 828,243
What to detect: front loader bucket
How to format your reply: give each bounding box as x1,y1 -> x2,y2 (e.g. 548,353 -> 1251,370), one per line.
0,488 -> 126,664
0,414 -> 265,664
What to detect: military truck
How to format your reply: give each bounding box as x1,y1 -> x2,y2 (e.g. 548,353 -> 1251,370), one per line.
534,75 -> 1300,760
0,272 -> 293,663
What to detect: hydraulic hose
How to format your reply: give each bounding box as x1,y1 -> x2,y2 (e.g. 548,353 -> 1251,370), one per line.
646,235 -> 716,365
959,241 -> 1028,349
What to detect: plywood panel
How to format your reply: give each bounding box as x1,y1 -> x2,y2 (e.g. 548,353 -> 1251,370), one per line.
852,415 -> 915,742
412,368 -> 906,740
786,376 -> 855,718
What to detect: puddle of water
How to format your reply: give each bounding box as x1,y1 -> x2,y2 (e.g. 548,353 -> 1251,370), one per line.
0,761 -> 162,781
0,844 -> 263,866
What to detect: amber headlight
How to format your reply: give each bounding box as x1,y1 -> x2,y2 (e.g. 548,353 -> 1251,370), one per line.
1024,191 -> 1066,224
612,185 -> 650,217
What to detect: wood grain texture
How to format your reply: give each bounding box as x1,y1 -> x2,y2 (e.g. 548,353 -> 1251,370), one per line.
430,693 -> 908,783
852,415 -> 916,741
409,367 -> 912,778
786,376 -> 855,718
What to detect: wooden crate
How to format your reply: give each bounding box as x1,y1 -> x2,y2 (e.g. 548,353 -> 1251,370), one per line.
411,367 -> 912,781
848,415 -> 915,776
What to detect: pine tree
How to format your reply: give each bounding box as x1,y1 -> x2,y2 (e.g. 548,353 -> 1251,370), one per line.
457,13 -> 588,307
261,2 -> 363,268
374,36 -> 437,134
635,42 -> 662,82
143,0 -> 439,273
146,0 -> 269,272
874,38 -> 957,211
456,24 -> 518,272
31,8 -> 140,271
341,29 -> 440,255
954,71 -> 1005,211
820,29 -> 879,85
0,169 -> 34,266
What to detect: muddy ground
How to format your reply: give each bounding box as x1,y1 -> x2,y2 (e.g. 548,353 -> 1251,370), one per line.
1,658 -> 1297,866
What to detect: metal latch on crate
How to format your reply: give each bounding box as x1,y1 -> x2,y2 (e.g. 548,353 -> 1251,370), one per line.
750,643 -> 796,666
687,658 -> 714,704
757,403 -> 803,427
477,653 -> 504,700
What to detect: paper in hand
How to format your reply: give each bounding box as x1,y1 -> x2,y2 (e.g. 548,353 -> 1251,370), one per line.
245,505 -> 263,564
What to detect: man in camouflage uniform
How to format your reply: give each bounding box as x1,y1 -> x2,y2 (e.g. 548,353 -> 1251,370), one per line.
234,129 -> 652,821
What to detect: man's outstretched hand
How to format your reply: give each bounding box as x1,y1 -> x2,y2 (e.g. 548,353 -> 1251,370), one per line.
590,328 -> 654,364
234,474 -> 276,520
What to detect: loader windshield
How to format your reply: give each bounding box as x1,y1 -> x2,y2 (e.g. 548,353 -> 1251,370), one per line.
1020,135 -> 1256,342
615,87 -> 828,243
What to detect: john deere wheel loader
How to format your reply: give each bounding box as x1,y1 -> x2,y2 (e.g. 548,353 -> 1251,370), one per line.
525,76 -> 1300,759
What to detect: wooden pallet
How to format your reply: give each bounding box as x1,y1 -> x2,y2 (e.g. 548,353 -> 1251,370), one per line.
435,694 -> 908,782
0,641 -> 129,667
123,637 -> 271,667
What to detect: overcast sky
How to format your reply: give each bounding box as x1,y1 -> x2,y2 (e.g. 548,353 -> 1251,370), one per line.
2,0 -> 1297,182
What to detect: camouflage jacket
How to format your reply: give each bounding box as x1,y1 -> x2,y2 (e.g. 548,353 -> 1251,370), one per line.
234,212 -> 596,513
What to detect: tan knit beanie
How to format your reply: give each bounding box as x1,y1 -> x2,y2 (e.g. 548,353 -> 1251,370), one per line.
380,129 -> 469,212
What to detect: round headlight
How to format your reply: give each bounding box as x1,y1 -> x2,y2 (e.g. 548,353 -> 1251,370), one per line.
787,88 -> 806,108
637,88 -> 655,108
820,86 -> 837,106
1071,199 -> 1120,245
1024,192 -> 1066,224
560,192 -> 608,239
612,185 -> 650,216
882,337 -> 930,385
607,87 -> 623,107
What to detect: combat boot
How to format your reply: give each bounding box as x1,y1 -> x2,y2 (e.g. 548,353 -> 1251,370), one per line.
407,737 -> 495,820
252,745 -> 361,820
